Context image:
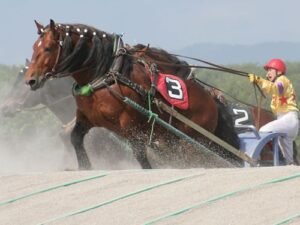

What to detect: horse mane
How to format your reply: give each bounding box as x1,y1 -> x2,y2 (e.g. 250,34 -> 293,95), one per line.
130,44 -> 191,79
43,22 -> 191,82
45,23 -> 114,78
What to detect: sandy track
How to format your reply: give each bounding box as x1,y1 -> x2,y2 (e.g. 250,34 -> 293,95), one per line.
0,166 -> 300,225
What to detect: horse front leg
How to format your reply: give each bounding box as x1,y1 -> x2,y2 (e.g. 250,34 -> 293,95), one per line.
59,118 -> 78,170
130,138 -> 152,169
71,121 -> 92,170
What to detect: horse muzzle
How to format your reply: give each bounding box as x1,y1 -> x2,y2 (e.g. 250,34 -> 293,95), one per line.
0,103 -> 18,117
26,74 -> 44,90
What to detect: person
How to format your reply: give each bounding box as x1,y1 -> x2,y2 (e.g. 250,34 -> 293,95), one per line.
249,58 -> 299,165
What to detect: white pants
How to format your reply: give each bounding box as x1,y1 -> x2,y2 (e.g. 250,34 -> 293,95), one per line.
259,111 -> 299,164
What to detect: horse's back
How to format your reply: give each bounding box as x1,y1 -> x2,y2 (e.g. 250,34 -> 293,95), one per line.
183,79 -> 218,133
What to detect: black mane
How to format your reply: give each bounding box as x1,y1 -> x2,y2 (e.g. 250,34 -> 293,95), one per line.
45,23 -> 191,81
45,23 -> 115,78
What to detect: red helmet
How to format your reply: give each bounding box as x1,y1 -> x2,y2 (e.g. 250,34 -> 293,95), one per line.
264,58 -> 286,74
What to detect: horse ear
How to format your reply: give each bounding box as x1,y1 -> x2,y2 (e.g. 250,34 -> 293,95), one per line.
34,20 -> 44,35
25,58 -> 30,66
136,45 -> 149,57
49,19 -> 56,31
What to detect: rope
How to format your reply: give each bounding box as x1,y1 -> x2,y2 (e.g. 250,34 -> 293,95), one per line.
105,81 -> 244,165
194,79 -> 271,112
21,95 -> 73,112
147,92 -> 156,145
170,52 -> 249,76
127,50 -> 266,99
155,99 -> 255,165
123,97 -> 234,166
143,172 -> 300,225
129,50 -> 248,77
256,95 -> 263,129
252,83 -> 265,129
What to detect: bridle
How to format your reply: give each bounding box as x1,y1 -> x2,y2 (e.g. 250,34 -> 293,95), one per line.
43,33 -> 63,80
41,28 -> 93,80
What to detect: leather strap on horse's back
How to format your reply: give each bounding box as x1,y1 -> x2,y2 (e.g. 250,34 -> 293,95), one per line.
110,34 -> 126,73
255,95 -> 263,129
154,99 -> 255,166
149,63 -> 159,97
253,84 -> 263,129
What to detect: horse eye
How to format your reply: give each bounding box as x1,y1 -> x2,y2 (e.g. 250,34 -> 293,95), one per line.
44,47 -> 52,52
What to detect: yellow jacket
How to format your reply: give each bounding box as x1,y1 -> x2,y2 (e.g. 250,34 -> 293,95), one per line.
256,75 -> 298,114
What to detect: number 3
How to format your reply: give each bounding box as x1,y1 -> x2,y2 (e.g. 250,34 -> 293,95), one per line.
165,77 -> 183,100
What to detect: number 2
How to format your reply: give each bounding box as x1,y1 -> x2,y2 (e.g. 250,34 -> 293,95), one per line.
232,108 -> 249,126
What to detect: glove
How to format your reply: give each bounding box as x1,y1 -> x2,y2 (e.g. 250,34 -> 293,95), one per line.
248,74 -> 259,83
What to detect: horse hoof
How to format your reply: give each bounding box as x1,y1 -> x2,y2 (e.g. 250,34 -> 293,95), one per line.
64,168 -> 77,171
78,165 -> 93,170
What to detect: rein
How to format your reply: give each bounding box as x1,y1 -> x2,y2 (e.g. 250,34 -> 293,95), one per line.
21,94 -> 73,112
126,49 -> 267,125
169,53 -> 267,99
129,50 -> 248,77
43,35 -> 63,80
194,78 -> 272,120
170,53 -> 248,77
41,31 -> 93,80
39,23 -> 266,110
127,49 -> 266,99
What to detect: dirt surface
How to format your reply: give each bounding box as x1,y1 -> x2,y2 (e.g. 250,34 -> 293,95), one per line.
1,166 -> 300,225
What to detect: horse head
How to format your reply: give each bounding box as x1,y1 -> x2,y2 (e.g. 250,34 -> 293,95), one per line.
25,19 -> 116,90
25,20 -> 61,90
0,59 -> 37,117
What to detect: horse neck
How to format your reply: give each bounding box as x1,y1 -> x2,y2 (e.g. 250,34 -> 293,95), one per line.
58,29 -> 115,86
40,78 -> 76,124
3,71 -> 41,109
71,69 -> 96,86
22,90 -> 43,108
46,98 -> 76,124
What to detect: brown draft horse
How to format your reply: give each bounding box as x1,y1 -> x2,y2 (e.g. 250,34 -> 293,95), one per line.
25,19 -> 240,169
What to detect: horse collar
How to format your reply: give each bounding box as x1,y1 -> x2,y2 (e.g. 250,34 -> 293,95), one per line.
72,73 -> 115,96
72,83 -> 94,96
113,34 -> 124,56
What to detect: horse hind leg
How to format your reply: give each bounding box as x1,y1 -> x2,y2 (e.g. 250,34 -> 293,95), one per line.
71,122 -> 92,170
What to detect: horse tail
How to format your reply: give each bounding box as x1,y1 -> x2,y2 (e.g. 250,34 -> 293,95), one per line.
213,98 -> 241,164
